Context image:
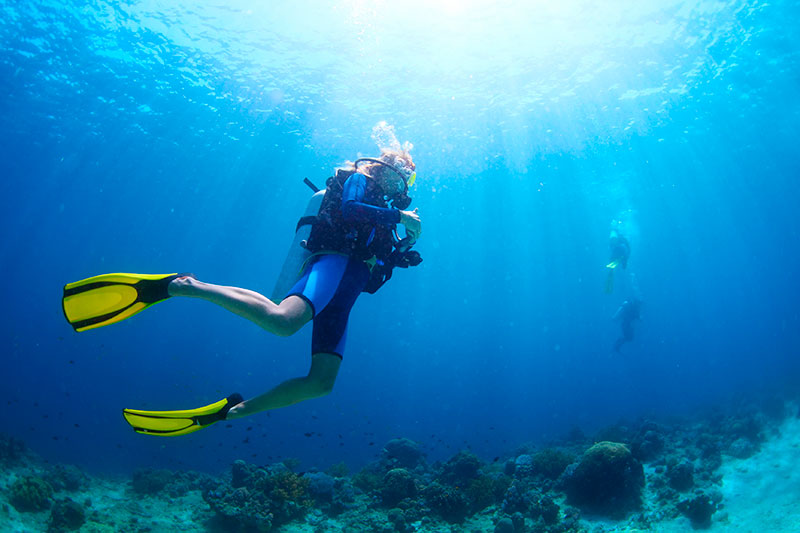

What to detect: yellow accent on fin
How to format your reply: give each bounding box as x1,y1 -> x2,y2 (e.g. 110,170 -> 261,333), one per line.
62,272 -> 180,332
122,397 -> 233,437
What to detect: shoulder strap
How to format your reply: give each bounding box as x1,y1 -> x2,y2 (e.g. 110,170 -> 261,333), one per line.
296,216 -> 317,232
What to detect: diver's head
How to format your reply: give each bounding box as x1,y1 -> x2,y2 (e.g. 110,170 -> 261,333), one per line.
376,150 -> 415,195
354,149 -> 416,208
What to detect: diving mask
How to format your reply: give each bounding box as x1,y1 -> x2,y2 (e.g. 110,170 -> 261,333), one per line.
354,157 -> 416,209
355,157 -> 416,188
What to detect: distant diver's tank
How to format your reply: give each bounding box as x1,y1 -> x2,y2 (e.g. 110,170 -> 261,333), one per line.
270,189 -> 326,303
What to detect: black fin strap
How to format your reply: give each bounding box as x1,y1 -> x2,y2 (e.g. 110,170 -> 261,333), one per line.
193,393 -> 244,427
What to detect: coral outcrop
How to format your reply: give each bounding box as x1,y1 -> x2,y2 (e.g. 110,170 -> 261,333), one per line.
10,475 -> 53,512
382,438 -> 425,469
204,460 -> 311,531
380,468 -> 417,507
562,441 -> 644,516
48,498 -> 86,531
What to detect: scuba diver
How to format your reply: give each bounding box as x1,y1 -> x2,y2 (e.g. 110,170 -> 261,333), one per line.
62,144 -> 423,437
604,228 -> 631,294
613,298 -> 641,353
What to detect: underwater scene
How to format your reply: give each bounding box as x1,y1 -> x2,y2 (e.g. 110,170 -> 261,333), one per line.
1,0 -> 799,531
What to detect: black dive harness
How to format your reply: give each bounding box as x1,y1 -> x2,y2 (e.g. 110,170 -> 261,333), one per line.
296,167 -> 422,294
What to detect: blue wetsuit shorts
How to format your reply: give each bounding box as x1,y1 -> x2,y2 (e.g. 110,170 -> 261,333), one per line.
286,254 -> 370,358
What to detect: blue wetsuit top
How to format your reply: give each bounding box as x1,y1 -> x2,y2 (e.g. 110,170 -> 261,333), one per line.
287,172 -> 401,358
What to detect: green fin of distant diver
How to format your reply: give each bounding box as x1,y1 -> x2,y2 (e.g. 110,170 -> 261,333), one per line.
122,393 -> 244,437
606,260 -> 620,269
62,272 -> 190,332
604,268 -> 615,294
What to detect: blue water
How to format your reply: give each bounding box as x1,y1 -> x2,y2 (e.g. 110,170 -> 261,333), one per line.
1,0 -> 798,476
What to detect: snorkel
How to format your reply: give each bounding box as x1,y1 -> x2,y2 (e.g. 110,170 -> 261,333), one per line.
354,157 -> 415,210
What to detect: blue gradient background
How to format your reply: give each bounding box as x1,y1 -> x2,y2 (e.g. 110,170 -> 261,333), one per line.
1,0 -> 798,475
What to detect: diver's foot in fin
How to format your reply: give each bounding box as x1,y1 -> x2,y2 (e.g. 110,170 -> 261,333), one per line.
63,272 -> 194,332
122,393 -> 244,437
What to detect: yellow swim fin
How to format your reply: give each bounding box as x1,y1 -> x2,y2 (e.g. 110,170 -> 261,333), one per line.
62,272 -> 189,332
122,393 -> 244,437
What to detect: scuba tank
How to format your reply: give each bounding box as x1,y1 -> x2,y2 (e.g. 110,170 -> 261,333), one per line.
270,182 -> 325,303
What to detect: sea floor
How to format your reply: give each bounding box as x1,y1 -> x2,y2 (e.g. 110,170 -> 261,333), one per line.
577,415 -> 800,533
2,410 -> 799,532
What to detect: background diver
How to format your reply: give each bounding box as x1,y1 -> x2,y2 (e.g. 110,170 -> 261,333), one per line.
613,298 -> 641,353
62,146 -> 423,437
604,227 -> 631,294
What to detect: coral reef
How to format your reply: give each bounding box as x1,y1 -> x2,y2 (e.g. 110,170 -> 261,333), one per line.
131,467 -> 173,495
45,464 -> 90,492
422,481 -> 469,523
630,422 -> 666,462
380,468 -> 417,507
500,479 -> 533,515
0,393 -> 793,532
204,460 -> 311,531
463,474 -> 500,513
353,463 -> 384,494
531,448 -> 574,480
304,470 -> 356,514
10,475 -> 54,512
382,438 -> 425,469
0,433 -> 27,465
438,450 -> 483,485
204,485 -> 274,532
131,467 -> 214,498
48,498 -> 86,531
678,490 -> 721,529
667,459 -> 695,491
562,441 -> 644,517
494,516 -> 515,533
325,461 -> 349,478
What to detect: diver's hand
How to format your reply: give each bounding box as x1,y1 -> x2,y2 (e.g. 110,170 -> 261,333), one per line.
400,208 -> 422,239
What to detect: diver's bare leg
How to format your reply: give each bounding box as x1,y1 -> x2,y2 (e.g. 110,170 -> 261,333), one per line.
226,353 -> 341,418
168,277 -> 312,336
